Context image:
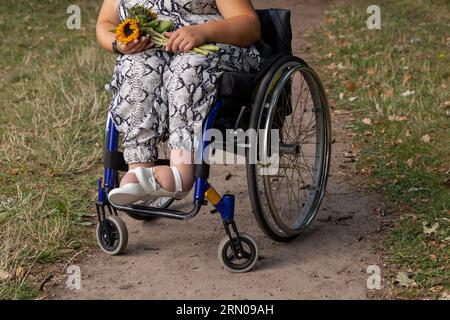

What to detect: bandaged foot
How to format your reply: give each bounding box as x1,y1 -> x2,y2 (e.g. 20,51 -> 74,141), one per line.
108,169 -> 157,206
135,166 -> 189,200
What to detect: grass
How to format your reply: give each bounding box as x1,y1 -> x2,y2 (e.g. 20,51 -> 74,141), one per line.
1,0 -> 448,300
308,0 -> 449,298
0,0 -> 114,299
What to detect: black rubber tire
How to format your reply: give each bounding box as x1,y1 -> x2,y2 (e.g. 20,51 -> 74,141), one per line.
218,233 -> 258,273
96,215 -> 128,255
246,55 -> 331,242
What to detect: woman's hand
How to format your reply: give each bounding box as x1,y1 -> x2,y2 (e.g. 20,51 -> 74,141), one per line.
117,35 -> 153,54
164,25 -> 207,53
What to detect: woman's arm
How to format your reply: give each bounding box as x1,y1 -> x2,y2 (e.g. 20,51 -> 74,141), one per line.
96,0 -> 152,54
165,0 -> 261,53
204,0 -> 261,46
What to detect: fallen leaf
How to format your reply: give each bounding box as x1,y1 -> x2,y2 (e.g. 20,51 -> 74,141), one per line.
326,63 -> 336,70
440,291 -> 450,300
408,187 -> 429,192
406,158 -> 414,168
423,222 -> 439,235
430,254 -> 437,261
0,270 -> 11,281
405,128 -> 411,137
326,32 -> 336,41
401,90 -> 415,97
362,118 -> 372,125
388,115 -> 408,122
385,89 -> 394,97
396,272 -> 417,287
367,68 -> 376,76
421,134 -> 431,144
343,151 -> 356,159
444,101 -> 450,108
390,140 -> 399,147
78,221 -> 94,227
374,207 -> 386,216
403,73 -> 411,86
386,161 -> 397,168
15,266 -> 25,279
375,103 -> 382,113
345,81 -> 356,91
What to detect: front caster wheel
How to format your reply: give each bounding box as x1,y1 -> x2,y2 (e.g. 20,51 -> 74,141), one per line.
96,215 -> 128,255
218,233 -> 258,273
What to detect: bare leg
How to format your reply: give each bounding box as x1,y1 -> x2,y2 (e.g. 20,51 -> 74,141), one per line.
152,149 -> 194,192
119,150 -> 194,192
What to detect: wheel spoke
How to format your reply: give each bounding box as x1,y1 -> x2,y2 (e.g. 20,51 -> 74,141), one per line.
250,63 -> 330,238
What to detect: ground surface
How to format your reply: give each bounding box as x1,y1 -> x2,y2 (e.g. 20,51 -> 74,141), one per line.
51,0 -> 384,300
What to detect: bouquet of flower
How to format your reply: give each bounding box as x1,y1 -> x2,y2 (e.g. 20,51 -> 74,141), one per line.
113,5 -> 219,55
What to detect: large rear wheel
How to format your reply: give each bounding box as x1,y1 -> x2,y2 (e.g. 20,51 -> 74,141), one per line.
247,56 -> 331,242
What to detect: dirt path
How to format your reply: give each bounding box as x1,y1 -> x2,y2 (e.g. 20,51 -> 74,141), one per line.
51,0 -> 384,299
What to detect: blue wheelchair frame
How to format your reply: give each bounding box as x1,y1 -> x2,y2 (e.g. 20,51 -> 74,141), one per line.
94,8 -> 318,267
96,97 -> 242,250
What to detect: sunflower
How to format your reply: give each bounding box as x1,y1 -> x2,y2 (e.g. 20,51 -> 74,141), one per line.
115,18 -> 141,44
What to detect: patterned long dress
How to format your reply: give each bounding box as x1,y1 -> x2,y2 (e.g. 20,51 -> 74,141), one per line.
106,0 -> 261,164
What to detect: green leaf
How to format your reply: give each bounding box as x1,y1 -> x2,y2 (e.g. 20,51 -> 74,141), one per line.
153,20 -> 174,33
143,20 -> 159,28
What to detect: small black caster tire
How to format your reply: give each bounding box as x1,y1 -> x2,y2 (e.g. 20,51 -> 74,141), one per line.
96,215 -> 128,255
218,233 -> 258,273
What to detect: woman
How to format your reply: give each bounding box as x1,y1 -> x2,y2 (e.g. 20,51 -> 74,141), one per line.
96,0 -> 261,205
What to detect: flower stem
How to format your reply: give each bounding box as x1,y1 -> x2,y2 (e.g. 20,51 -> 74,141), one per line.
191,48 -> 210,55
198,44 -> 219,51
144,27 -> 216,55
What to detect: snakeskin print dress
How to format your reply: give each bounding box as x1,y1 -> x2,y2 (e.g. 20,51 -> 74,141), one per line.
106,0 -> 261,164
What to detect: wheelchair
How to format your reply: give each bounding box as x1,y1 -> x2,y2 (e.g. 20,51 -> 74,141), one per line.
95,9 -> 331,273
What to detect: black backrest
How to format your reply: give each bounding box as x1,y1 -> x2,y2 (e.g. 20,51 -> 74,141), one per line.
256,9 -> 292,56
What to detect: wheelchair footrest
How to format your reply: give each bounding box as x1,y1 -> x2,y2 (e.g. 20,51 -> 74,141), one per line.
109,201 -> 202,221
